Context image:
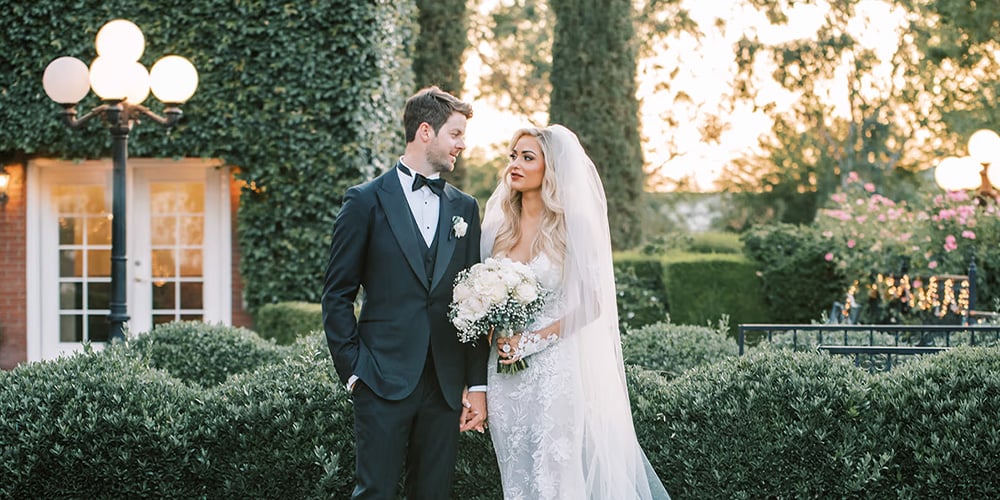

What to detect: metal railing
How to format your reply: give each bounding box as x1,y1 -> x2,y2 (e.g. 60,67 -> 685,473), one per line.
738,324 -> 1000,354
738,323 -> 1000,371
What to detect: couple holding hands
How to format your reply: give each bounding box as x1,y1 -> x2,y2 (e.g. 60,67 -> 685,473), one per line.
322,86 -> 669,499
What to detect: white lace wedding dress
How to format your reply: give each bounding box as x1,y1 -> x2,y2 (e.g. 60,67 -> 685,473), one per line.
487,252 -> 587,499
481,125 -> 669,500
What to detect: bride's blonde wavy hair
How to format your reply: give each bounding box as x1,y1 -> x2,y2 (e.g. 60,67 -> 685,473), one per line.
491,127 -> 566,267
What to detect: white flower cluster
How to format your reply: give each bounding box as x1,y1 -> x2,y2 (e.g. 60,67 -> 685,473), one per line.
449,257 -> 547,344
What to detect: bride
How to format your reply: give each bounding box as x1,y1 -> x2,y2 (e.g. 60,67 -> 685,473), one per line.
480,125 -> 670,499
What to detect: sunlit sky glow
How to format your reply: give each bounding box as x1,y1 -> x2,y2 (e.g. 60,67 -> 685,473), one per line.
462,0 -> 905,192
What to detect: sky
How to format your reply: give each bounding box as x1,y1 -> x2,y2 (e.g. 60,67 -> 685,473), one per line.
461,0 -> 905,192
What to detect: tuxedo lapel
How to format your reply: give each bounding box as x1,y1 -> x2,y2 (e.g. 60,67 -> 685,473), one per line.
375,171 -> 428,289
430,187 -> 460,291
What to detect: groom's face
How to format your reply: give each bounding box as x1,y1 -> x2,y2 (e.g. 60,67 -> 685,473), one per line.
426,112 -> 467,174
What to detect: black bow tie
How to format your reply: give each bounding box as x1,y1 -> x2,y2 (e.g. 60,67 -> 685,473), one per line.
413,174 -> 445,196
399,164 -> 445,196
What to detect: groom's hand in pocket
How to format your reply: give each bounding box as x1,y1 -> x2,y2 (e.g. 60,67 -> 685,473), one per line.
460,390 -> 487,433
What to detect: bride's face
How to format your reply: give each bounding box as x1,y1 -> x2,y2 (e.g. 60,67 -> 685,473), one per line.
507,135 -> 545,194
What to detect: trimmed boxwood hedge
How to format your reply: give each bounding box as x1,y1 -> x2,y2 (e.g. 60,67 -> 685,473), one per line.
622,320 -> 737,379
129,320 -> 289,386
867,346 -> 1000,498
614,251 -> 773,333
635,350 -> 882,498
252,301 -> 324,345
4,323 -> 1000,498
0,345 -> 205,498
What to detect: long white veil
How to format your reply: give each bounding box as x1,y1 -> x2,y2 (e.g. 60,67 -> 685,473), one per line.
482,125 -> 669,499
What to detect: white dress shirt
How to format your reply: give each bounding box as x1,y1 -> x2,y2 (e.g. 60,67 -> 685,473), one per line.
396,159 -> 440,247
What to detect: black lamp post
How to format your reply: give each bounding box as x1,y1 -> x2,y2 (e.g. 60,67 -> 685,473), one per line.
42,19 -> 198,343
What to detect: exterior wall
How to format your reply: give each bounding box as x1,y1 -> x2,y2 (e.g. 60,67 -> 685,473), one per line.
0,164 -> 27,370
230,175 -> 252,329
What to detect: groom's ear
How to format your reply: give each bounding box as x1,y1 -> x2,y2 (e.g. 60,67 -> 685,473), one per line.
418,122 -> 434,142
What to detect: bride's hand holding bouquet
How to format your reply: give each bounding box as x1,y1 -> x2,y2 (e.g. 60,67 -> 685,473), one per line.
449,257 -> 547,374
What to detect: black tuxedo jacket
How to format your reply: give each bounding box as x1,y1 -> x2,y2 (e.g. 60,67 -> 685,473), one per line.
322,164 -> 488,410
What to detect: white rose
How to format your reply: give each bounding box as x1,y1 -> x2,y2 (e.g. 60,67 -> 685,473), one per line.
465,296 -> 489,318
453,282 -> 473,302
481,278 -> 508,304
452,216 -> 468,239
514,282 -> 538,304
499,267 -> 521,287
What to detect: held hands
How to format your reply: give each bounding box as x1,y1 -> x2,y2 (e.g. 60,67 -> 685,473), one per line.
460,389 -> 487,433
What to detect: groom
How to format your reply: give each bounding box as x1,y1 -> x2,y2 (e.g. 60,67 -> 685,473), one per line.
322,86 -> 489,499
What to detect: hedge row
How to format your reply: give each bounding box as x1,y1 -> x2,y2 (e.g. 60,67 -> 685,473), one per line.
252,301 -> 323,345
3,323 -> 999,498
614,251 -> 772,333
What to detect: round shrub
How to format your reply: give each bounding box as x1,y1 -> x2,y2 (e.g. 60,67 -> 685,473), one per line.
0,345 -> 206,498
452,431 -> 503,499
128,321 -> 290,386
622,321 -> 737,379
192,341 -> 354,498
631,350 -> 883,498
868,346 -> 1000,498
253,301 -> 323,345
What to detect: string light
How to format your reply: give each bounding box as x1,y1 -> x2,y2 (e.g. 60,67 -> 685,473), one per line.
841,273 -> 970,321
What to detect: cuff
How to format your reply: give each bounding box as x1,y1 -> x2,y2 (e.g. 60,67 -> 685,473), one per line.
467,385 -> 487,393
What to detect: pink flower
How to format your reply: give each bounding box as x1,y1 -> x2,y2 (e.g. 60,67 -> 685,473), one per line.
825,252 -> 834,261
847,239 -> 856,248
946,190 -> 970,202
962,230 -> 976,240
847,171 -> 860,183
864,183 -> 875,192
944,235 -> 958,252
831,193 -> 847,204
928,261 -> 938,269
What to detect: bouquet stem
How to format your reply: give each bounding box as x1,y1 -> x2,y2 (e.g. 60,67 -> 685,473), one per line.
497,358 -> 528,374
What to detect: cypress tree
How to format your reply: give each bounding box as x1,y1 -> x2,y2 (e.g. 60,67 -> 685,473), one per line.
550,0 -> 644,249
414,0 -> 471,188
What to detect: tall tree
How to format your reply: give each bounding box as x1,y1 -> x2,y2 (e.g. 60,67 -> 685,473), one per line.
414,0 -> 468,94
468,0 -> 553,121
897,0 -> 1000,135
550,0 -> 645,249
721,0 -> 1000,225
414,0 -> 471,187
718,1 -> 921,222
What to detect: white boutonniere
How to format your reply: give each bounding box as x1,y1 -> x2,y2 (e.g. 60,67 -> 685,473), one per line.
452,216 -> 468,239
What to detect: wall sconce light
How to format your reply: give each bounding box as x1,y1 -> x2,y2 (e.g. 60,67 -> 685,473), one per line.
0,167 -> 10,205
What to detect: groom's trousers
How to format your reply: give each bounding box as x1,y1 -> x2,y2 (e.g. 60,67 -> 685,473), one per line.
351,352 -> 461,500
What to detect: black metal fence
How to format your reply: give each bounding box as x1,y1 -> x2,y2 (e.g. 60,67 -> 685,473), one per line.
738,324 -> 1000,371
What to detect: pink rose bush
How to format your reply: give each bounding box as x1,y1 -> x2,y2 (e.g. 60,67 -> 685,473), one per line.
815,175 -> 1000,324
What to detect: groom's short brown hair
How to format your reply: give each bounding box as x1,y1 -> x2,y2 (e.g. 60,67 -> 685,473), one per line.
403,86 -> 473,143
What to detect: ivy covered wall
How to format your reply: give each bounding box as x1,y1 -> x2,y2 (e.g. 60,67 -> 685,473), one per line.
0,0 -> 416,311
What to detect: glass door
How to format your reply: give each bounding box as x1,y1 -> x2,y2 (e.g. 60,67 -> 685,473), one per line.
33,158 -> 232,361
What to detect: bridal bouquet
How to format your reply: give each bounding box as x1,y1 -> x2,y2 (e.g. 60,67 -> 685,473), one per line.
449,257 -> 547,374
